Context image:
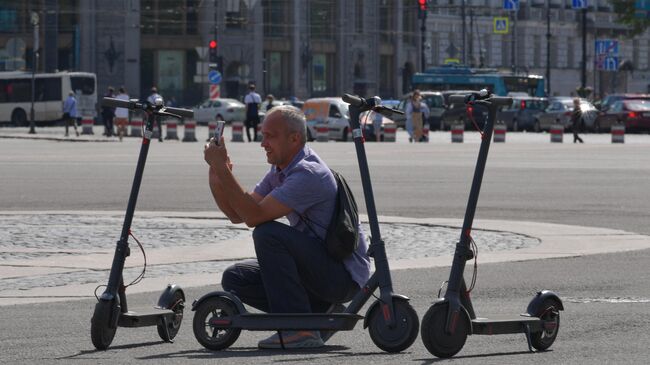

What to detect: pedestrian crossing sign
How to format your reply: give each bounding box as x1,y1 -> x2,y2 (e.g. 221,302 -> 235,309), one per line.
494,17 -> 509,34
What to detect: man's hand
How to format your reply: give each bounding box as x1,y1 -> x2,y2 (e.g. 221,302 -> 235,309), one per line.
204,136 -> 232,170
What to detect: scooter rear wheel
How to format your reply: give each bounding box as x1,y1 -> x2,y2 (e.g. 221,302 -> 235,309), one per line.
367,298 -> 419,353
192,297 -> 241,351
91,299 -> 118,350
157,290 -> 184,342
530,298 -> 561,351
421,303 -> 469,358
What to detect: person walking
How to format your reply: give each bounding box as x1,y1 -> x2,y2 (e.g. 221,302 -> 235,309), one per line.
265,94 -> 275,112
114,87 -> 130,141
147,86 -> 164,142
244,84 -> 262,142
405,90 -> 429,142
571,98 -> 584,144
62,91 -> 79,137
101,86 -> 115,137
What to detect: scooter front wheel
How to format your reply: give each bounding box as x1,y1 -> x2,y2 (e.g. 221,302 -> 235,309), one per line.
91,299 -> 118,350
157,290 -> 185,342
530,298 -> 561,351
192,297 -> 241,351
421,303 -> 469,358
367,298 -> 419,353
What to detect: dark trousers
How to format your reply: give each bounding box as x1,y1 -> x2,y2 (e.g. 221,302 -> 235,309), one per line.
221,221 -> 359,313
572,125 -> 583,143
65,116 -> 79,136
244,117 -> 259,142
103,115 -> 114,136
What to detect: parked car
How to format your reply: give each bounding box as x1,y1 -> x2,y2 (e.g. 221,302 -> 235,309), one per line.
258,99 -> 294,122
534,97 -> 597,132
496,97 -> 548,131
593,99 -> 650,132
598,93 -> 650,112
193,98 -> 245,124
302,97 -> 350,141
396,91 -> 446,130
359,110 -> 395,141
440,90 -> 488,130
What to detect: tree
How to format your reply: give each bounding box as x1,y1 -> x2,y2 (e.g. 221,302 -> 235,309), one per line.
610,0 -> 650,36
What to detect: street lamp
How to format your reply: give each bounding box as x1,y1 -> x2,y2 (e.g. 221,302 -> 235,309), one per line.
29,11 -> 39,135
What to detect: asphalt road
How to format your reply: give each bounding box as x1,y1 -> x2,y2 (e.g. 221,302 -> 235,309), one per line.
1,131 -> 650,363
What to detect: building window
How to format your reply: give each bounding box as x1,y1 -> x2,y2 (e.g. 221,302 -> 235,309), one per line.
534,35 -> 542,68
141,0 -> 199,35
310,0 -> 336,40
311,53 -> 335,95
402,1 -> 417,46
226,0 -> 248,30
379,55 -> 394,97
355,0 -> 364,34
379,0 -> 395,43
265,51 -> 290,96
263,0 -> 289,38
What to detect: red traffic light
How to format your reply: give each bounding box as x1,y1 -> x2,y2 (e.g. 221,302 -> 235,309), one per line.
209,40 -> 217,49
418,0 -> 427,11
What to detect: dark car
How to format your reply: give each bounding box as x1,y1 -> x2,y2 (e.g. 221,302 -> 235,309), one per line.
593,99 -> 650,132
599,93 -> 650,112
496,97 -> 548,131
440,90 -> 488,130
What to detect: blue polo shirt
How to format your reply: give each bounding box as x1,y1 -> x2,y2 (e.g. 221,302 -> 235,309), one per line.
254,145 -> 370,287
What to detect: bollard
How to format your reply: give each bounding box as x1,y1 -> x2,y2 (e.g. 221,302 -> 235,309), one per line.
80,116 -> 94,135
255,124 -> 263,142
421,125 -> 430,142
451,124 -> 464,143
207,120 -> 217,141
231,121 -> 244,142
611,124 -> 625,144
165,120 -> 179,140
383,122 -> 396,142
550,124 -> 563,143
182,120 -> 198,142
152,123 -> 161,140
346,127 -> 353,142
493,124 -> 506,143
316,123 -> 329,142
130,116 -> 143,137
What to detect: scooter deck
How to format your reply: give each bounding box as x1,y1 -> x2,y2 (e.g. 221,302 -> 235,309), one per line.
471,316 -> 542,335
214,313 -> 364,331
118,307 -> 175,328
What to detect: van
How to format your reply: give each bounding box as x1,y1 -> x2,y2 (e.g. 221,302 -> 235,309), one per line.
302,97 -> 351,141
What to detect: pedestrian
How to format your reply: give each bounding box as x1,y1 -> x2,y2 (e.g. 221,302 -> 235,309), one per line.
372,110 -> 383,142
265,94 -> 275,112
405,90 -> 429,142
114,87 -> 130,142
147,87 -> 164,142
244,84 -> 262,142
203,105 -> 370,349
571,98 -> 584,144
101,86 -> 115,137
62,91 -> 79,137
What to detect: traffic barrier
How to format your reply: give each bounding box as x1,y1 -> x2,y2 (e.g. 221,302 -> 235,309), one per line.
316,123 -> 329,142
451,124 -> 464,143
80,116 -> 94,135
165,120 -> 179,140
611,124 -> 625,144
207,120 -> 217,141
152,122 -> 161,140
231,121 -> 244,142
550,124 -> 563,143
421,125 -> 430,142
182,120 -> 198,142
383,122 -> 396,142
493,124 -> 506,143
130,116 -> 143,137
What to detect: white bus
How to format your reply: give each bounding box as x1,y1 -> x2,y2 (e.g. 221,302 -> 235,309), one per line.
0,71 -> 97,125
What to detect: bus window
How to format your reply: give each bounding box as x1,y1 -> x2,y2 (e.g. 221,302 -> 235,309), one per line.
71,76 -> 95,95
35,78 -> 62,101
7,79 -> 31,102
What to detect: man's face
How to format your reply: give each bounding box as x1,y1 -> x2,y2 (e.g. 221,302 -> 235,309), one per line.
260,112 -> 300,169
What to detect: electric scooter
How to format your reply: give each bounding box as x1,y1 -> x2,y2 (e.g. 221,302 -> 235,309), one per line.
420,90 -> 564,358
90,97 -> 194,350
190,94 -> 419,352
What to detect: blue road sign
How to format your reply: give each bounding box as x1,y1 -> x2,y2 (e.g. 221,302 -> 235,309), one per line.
572,0 -> 587,9
503,0 -> 519,11
595,39 -> 619,56
208,70 -> 222,85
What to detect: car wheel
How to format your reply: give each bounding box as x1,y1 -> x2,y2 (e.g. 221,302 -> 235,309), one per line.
11,108 -> 27,127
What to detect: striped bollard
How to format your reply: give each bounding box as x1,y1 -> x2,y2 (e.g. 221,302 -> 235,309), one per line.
130,116 -> 143,137
182,120 -> 198,142
493,124 -> 506,143
207,120 -> 217,141
383,122 -> 396,142
80,116 -> 94,135
231,121 -> 244,142
347,127 -> 352,142
451,124 -> 464,143
165,121 -> 179,140
152,122 -> 161,140
550,124 -> 563,143
316,123 -> 329,142
422,125 -> 430,142
611,124 -> 625,144
255,124 -> 263,142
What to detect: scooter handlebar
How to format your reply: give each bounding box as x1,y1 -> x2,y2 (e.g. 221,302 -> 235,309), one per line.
342,93 -> 363,107
101,97 -> 194,118
101,97 -> 133,109
448,94 -> 513,107
163,106 -> 194,118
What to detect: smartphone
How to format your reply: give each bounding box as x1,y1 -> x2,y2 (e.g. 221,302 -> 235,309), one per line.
213,120 -> 226,145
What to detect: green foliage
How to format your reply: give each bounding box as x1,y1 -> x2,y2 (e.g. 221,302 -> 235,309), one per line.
610,0 -> 650,36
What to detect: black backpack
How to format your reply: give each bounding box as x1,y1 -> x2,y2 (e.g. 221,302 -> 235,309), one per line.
300,170 -> 360,260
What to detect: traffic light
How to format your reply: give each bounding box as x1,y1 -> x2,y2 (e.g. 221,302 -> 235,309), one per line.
209,39 -> 218,63
418,0 -> 427,19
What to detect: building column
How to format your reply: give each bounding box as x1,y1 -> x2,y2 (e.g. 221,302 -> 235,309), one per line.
395,0 -> 404,96
124,0 -> 140,98
79,0 -> 96,73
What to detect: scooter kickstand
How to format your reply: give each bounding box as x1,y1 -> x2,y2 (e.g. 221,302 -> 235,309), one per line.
523,323 -> 533,352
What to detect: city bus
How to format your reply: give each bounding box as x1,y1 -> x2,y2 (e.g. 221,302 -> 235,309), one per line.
412,65 -> 545,97
0,71 -> 97,125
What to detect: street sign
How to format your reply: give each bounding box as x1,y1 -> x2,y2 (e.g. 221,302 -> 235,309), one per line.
195,46 -> 208,60
635,0 -> 650,18
596,56 -> 619,71
572,0 -> 587,9
595,39 -> 619,72
208,70 -> 222,85
503,0 -> 519,11
595,39 -> 619,56
493,17 -> 509,34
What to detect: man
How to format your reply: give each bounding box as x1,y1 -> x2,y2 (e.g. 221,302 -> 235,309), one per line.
203,105 -> 370,349
571,98 -> 584,144
147,86 -> 164,142
62,91 -> 79,137
244,84 -> 262,142
101,86 -> 115,137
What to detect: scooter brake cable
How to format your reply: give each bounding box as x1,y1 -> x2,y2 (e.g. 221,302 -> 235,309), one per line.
466,235 -> 479,294
467,103 -> 486,140
124,230 -> 147,288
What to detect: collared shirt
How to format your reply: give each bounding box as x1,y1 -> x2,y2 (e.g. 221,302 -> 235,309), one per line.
63,96 -> 78,118
254,145 -> 371,287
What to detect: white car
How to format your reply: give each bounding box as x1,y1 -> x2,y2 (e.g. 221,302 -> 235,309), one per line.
192,98 -> 246,124
302,97 -> 351,141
